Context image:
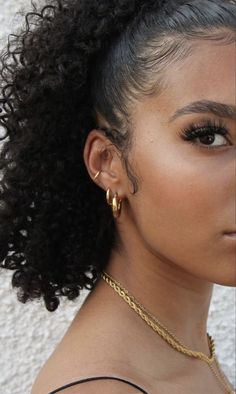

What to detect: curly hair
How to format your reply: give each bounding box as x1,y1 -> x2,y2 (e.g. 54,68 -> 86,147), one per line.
0,0 -> 235,312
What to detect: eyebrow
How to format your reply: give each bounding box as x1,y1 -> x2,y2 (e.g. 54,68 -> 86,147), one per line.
169,100 -> 236,123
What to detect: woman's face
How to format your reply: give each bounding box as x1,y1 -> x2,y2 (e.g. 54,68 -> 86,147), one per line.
125,41 -> 236,287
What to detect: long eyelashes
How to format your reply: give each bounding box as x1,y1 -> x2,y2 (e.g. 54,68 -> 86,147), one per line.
179,118 -> 230,150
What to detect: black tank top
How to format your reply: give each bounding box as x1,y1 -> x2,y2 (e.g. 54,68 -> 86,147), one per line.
48,376 -> 149,393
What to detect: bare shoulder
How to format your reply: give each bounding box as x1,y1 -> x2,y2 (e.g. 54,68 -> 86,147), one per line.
31,363 -> 149,394
30,348 -> 81,394
31,293 -> 151,394
30,346 -> 144,394
41,378 -> 147,394
31,355 -> 150,394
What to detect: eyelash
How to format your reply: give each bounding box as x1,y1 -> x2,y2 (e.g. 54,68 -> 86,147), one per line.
179,119 -> 230,151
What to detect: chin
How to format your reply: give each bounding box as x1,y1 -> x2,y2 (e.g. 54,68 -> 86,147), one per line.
211,275 -> 236,287
200,262 -> 236,287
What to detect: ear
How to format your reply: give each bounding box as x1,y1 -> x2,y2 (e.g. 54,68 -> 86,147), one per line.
83,129 -> 126,199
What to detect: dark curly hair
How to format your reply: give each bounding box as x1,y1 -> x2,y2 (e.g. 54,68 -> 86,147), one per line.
0,0 -> 235,312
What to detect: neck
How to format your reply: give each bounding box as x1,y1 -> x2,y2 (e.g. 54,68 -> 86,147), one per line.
104,247 -> 214,356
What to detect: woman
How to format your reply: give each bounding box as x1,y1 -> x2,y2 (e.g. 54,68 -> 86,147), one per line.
0,0 -> 235,393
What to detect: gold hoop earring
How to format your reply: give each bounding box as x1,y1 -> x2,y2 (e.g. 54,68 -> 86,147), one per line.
93,171 -> 101,180
112,193 -> 122,219
106,188 -> 113,205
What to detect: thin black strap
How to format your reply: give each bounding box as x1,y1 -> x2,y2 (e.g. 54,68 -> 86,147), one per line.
48,375 -> 149,394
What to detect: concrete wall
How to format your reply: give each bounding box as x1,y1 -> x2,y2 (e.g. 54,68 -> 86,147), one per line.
0,1 -> 235,393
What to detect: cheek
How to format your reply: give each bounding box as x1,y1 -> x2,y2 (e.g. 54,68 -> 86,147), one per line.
132,146 -> 229,257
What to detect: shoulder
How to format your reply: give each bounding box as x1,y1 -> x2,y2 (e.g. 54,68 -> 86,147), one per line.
31,304 -> 150,394
30,352 -> 146,394
32,376 -> 147,394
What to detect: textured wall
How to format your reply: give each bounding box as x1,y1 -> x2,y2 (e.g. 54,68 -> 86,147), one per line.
0,1 -> 235,394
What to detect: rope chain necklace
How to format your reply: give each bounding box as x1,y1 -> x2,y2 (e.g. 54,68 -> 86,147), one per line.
101,270 -> 235,394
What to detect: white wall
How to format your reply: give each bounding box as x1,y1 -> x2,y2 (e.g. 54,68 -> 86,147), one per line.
0,1 -> 235,393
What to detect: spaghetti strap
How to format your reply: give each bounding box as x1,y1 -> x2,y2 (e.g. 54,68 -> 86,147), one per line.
48,375 -> 149,394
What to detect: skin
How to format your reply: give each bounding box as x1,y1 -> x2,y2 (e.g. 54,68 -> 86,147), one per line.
32,40 -> 235,394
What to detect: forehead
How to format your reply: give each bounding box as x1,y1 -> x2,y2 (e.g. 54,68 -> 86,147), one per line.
133,41 -> 235,123
133,40 -> 236,124
167,41 -> 234,97
132,41 -> 236,134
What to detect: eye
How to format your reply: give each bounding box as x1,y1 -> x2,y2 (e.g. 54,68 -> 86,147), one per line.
179,119 -> 231,151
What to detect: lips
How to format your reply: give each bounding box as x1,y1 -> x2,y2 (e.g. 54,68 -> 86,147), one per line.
224,232 -> 236,239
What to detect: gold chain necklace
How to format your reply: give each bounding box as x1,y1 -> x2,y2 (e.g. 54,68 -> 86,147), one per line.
101,270 -> 235,394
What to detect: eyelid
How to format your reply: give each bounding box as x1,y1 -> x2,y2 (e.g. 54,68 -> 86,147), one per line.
179,117 -> 232,151
181,117 -> 228,134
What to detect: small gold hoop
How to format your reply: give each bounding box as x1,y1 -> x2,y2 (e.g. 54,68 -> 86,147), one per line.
112,193 -> 122,219
93,171 -> 101,180
106,188 -> 113,205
